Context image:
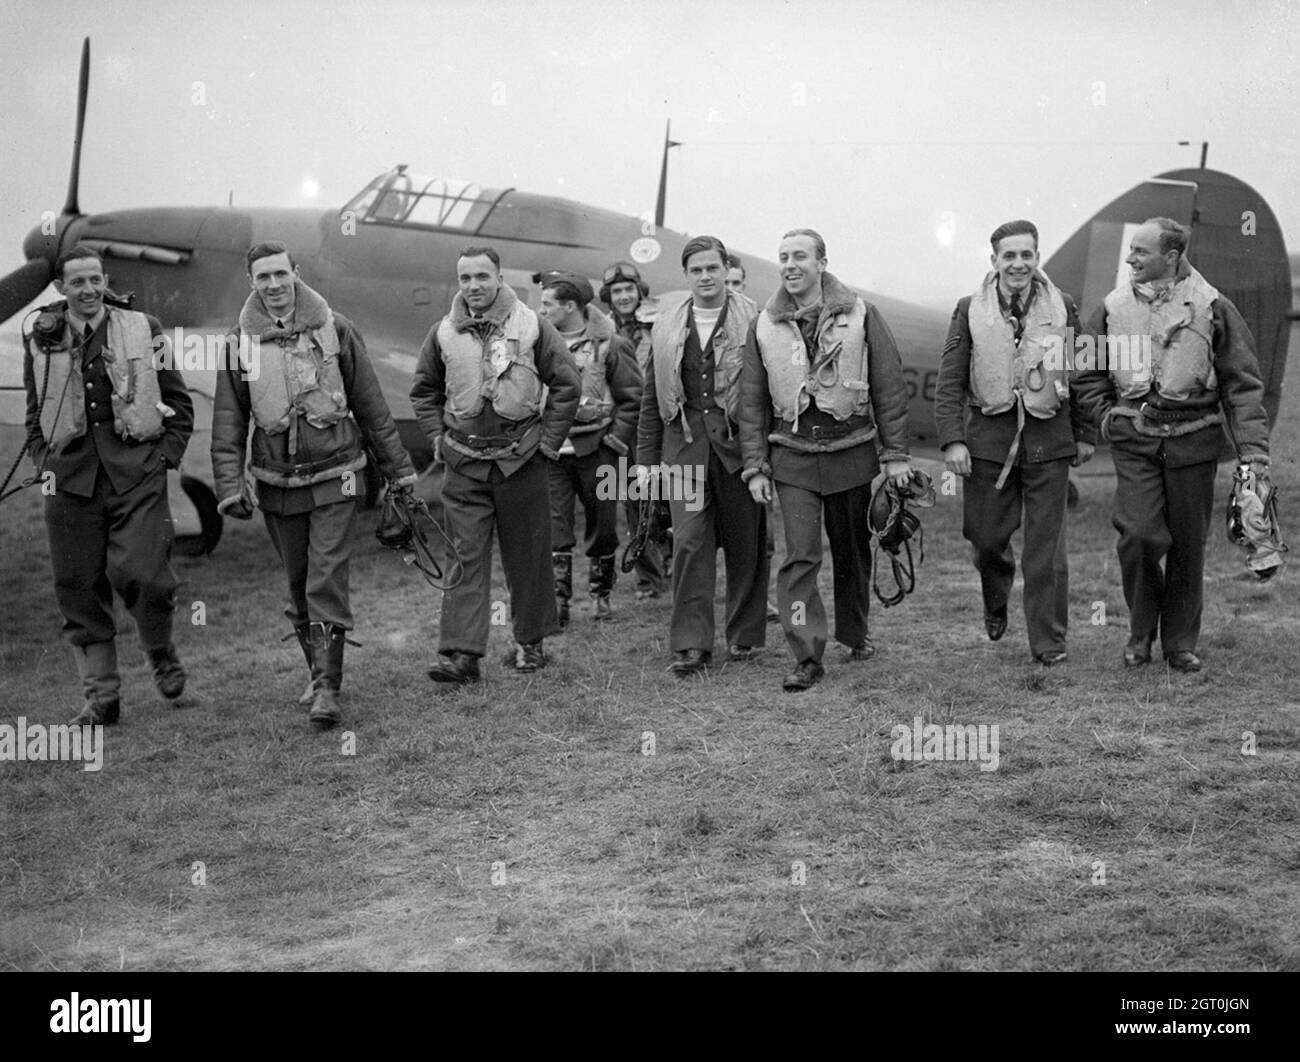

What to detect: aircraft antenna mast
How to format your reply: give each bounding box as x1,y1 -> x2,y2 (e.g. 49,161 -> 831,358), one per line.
654,120 -> 682,229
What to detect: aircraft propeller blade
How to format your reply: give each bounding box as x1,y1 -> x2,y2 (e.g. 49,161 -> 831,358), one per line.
0,259 -> 54,323
62,38 -> 90,217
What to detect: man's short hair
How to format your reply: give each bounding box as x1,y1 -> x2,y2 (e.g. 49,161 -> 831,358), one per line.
1144,217 -> 1190,257
681,235 -> 728,268
543,279 -> 591,309
989,220 -> 1038,252
781,228 -> 827,260
459,245 -> 501,269
725,253 -> 746,278
55,244 -> 105,279
246,241 -> 296,273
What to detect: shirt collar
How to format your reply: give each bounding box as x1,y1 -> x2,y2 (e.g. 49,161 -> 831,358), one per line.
66,306 -> 106,334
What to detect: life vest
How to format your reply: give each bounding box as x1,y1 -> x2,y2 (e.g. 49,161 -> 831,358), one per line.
1103,265 -> 1219,400
967,271 -> 1071,419
567,305 -> 616,435
29,306 -> 169,450
754,296 -> 871,426
436,298 -> 543,422
245,316 -> 350,434
650,291 -> 754,437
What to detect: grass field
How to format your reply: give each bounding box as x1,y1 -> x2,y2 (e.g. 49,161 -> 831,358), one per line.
1,371 -> 1297,972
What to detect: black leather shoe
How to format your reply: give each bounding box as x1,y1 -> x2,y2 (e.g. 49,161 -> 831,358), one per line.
148,645 -> 187,701
849,637 -> 876,661
783,659 -> 825,692
427,651 -> 481,685
511,642 -> 547,672
728,644 -> 757,662
1123,636 -> 1152,667
670,649 -> 712,677
1165,650 -> 1202,672
1035,650 -> 1068,667
70,697 -> 120,726
984,607 -> 1007,642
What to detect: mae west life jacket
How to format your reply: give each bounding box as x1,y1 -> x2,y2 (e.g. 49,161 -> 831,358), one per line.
437,296 -> 543,423
967,271 -> 1071,420
754,295 -> 871,427
650,291 -> 755,436
29,306 -> 170,450
565,305 -> 617,434
1104,266 -> 1219,401
244,316 -> 350,435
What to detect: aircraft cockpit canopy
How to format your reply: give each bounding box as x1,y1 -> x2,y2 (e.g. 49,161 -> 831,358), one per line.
342,166 -> 509,232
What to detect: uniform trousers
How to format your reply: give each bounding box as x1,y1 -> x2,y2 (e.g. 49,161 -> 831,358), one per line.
263,497 -> 359,630
44,465 -> 177,650
963,456 -> 1070,656
440,452 -> 559,655
1110,446 -> 1216,653
774,480 -> 872,664
667,446 -> 768,652
549,446 -> 619,557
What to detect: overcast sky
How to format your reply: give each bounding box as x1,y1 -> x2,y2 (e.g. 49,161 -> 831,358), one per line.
1,0 -> 1297,309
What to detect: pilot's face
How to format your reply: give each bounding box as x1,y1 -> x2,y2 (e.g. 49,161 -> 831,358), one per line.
609,280 -> 641,317
249,252 -> 298,318
540,287 -> 578,329
684,250 -> 727,308
725,267 -> 746,293
55,256 -> 109,320
991,233 -> 1038,296
458,255 -> 501,312
1126,224 -> 1175,284
778,235 -> 825,300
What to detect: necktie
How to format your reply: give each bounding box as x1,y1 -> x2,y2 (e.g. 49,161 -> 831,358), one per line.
1009,293 -> 1024,344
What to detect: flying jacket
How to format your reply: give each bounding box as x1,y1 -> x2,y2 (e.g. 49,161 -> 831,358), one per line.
648,290 -> 755,440
560,304 -> 641,458
28,305 -> 172,451
738,275 -> 911,483
211,282 -> 414,499
1072,258 -> 1270,468
410,285 -> 580,479
752,271 -> 872,431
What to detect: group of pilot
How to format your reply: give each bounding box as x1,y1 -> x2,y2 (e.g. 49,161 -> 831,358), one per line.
22,215 -> 1272,730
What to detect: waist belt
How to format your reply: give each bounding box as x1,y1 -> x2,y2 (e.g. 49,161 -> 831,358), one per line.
444,419 -> 541,461
1138,402 -> 1211,422
447,428 -> 514,447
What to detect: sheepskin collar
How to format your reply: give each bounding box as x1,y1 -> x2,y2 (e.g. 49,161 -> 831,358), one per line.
449,282 -> 519,333
764,271 -> 858,325
239,279 -> 331,340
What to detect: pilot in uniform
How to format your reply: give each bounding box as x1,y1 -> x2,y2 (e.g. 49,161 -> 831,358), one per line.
738,229 -> 912,692
23,244 -> 194,725
1073,217 -> 1271,672
637,235 -> 768,677
600,260 -> 670,600
934,219 -> 1095,666
537,272 -> 641,624
211,241 -> 417,729
410,245 -> 580,683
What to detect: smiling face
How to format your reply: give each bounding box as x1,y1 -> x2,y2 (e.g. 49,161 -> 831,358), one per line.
778,234 -> 826,302
990,233 -> 1038,297
249,251 -> 299,318
1126,223 -> 1177,284
457,254 -> 501,312
55,256 -> 109,320
684,249 -> 727,309
609,279 -> 641,318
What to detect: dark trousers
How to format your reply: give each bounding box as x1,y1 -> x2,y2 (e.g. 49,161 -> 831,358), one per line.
1110,448 -> 1216,653
964,457 -> 1070,656
44,466 -> 178,650
263,498 -> 359,630
549,446 -> 619,558
440,452 -> 559,655
775,480 -> 872,664
667,447 -> 768,652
